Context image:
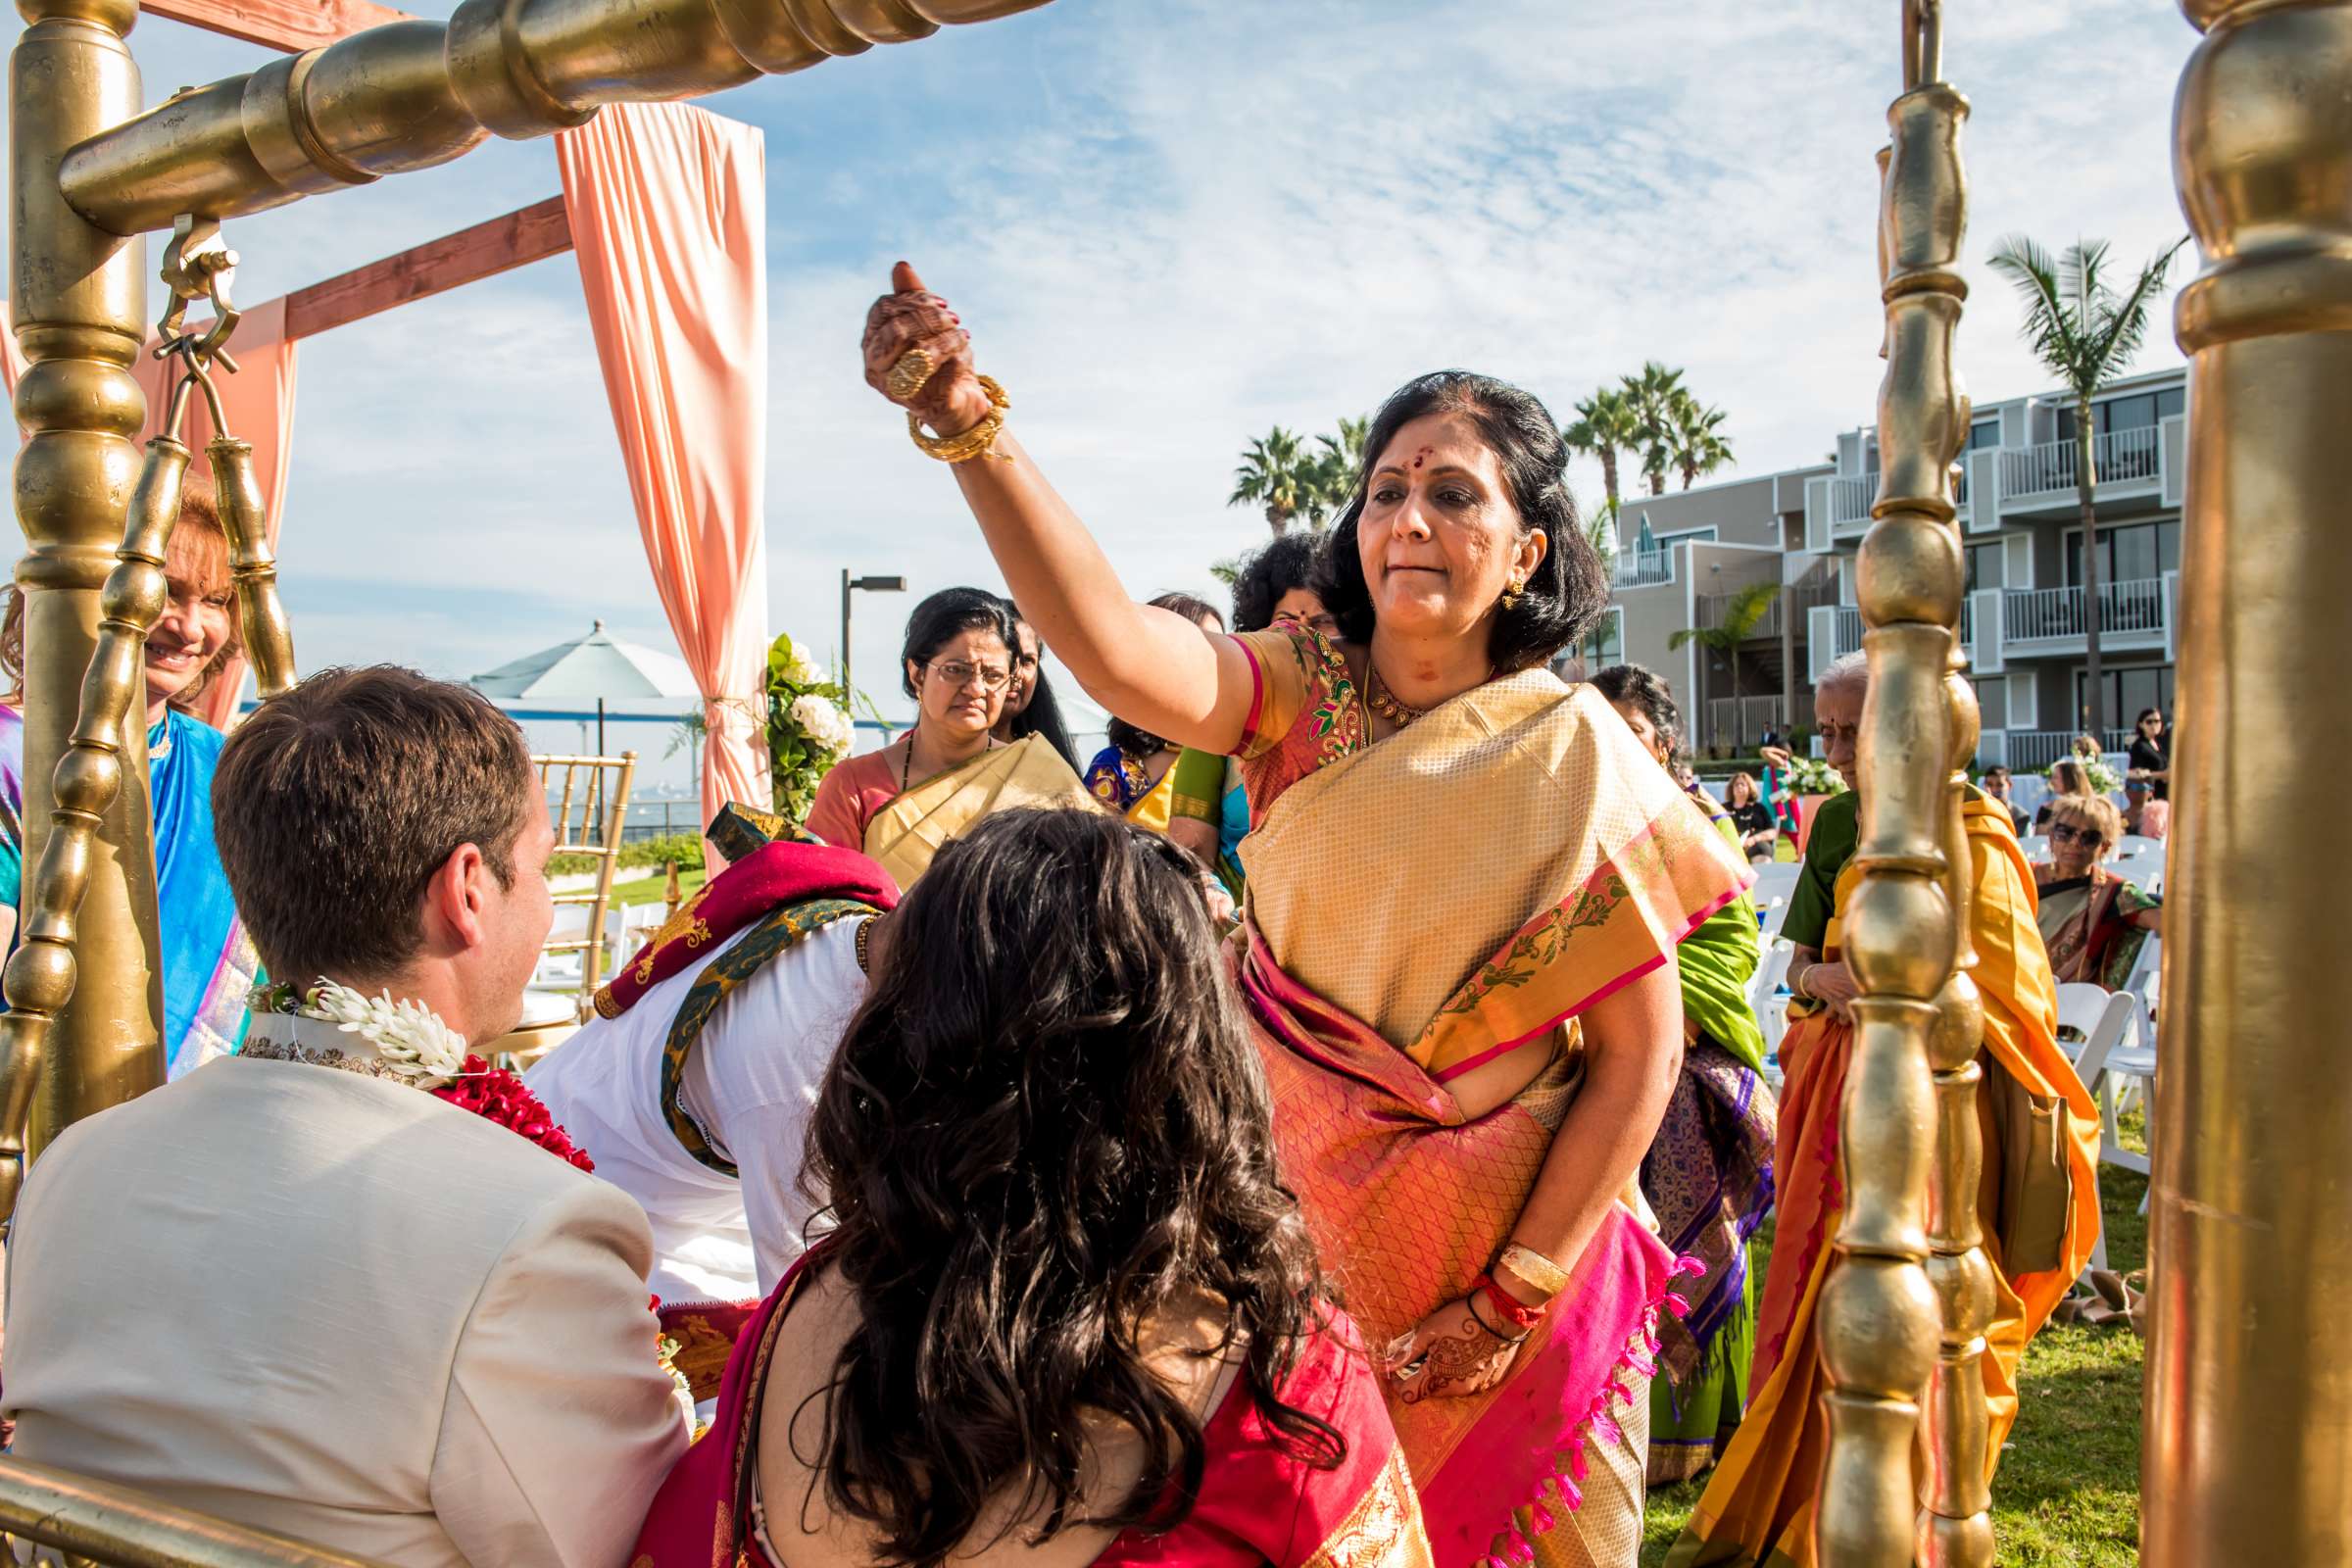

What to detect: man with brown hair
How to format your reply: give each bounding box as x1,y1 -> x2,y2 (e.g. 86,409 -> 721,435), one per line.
3,665 -> 685,1568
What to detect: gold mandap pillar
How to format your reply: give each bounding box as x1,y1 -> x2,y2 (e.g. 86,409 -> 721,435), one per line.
7,0 -> 164,1178
2146,1 -> 2352,1561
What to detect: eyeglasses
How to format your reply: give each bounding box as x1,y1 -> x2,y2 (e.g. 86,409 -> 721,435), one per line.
926,659 -> 1011,694
2047,824 -> 2107,849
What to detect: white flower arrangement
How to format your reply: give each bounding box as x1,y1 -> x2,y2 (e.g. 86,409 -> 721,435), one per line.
1785,753 -> 1849,796
786,647 -> 825,687
296,980 -> 471,1088
789,693 -> 855,757
2055,754 -> 2123,796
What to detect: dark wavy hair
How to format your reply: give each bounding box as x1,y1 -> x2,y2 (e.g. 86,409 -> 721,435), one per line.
1316,370 -> 1607,673
1105,593 -> 1225,760
1230,532 -> 1328,634
999,602 -> 1079,770
1588,662 -> 1683,768
900,587 -> 1018,701
801,808 -> 1340,1559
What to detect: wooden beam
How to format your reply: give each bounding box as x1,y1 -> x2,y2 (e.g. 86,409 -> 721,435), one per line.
139,0 -> 413,52
281,197 -> 573,342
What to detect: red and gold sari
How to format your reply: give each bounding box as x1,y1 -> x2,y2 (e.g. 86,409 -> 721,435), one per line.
629,1251 -> 1434,1568
1668,796 -> 2101,1567
1228,625 -> 1751,1567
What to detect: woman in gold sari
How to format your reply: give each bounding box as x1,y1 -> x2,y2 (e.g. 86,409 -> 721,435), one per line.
1669,655 -> 2101,1568
859,266 -> 1750,1568
807,586 -> 1091,885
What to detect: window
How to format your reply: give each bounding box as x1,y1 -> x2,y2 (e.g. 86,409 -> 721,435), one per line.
1965,541 -> 2004,593
2056,385 -> 2186,442
1651,526 -> 1718,547
1973,675 -> 2009,731
2065,520 -> 2180,587
1969,418 -> 2002,451
1582,607 -> 1624,667
2075,664 -> 2174,728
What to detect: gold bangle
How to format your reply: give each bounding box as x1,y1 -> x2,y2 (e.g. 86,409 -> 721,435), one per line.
908,374 -> 1011,464
1496,1242 -> 1569,1300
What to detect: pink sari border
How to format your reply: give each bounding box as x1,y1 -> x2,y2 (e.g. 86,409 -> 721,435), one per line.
1427,877 -> 1748,1085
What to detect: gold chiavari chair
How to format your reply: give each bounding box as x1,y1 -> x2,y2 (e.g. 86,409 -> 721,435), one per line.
480,751 -> 637,1069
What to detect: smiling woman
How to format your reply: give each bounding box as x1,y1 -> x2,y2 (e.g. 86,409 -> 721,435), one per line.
861,265 -> 1751,1567
0,489 -> 262,1076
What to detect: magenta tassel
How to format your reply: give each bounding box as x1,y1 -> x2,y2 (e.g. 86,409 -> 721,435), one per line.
1560,1476 -> 1585,1511
1592,1412 -> 1623,1446
1663,1293 -> 1692,1318
1674,1253 -> 1709,1278
1568,1444 -> 1592,1483
1529,1501 -> 1558,1534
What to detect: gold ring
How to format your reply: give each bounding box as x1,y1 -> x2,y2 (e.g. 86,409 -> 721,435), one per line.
886,347 -> 938,402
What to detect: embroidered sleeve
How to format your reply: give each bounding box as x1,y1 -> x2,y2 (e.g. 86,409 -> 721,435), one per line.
1232,624 -> 1365,818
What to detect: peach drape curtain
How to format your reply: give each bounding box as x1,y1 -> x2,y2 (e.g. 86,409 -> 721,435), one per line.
2,298 -> 299,729
557,103 -> 772,855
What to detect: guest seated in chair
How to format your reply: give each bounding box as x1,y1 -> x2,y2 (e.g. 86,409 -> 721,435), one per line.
631,808 -> 1431,1568
2032,794 -> 2163,990
527,804 -> 897,1384
4,666 -> 685,1568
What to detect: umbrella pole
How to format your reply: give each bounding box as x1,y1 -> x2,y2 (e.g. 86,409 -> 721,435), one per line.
597,698 -> 607,758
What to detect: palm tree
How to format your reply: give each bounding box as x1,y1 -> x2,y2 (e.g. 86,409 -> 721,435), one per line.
1987,234 -> 2186,733
1565,387 -> 1642,514
1667,394 -> 1734,489
1622,362 -> 1690,497
1669,581 -> 1780,751
1229,426 -> 1318,535
1308,414 -> 1371,517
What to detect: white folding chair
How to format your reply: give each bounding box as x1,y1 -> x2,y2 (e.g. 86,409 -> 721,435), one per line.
1747,938 -> 1792,1020
2019,833 -> 2049,861
2109,834 -> 2166,874
2055,982 -> 2142,1275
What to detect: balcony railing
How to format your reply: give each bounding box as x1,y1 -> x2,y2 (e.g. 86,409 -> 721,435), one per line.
1831,604 -> 1863,656
1704,694 -> 1813,752
1694,583 -> 1789,640
2001,577 -> 2168,643
1829,473 -> 1878,530
2005,729 -> 2138,774
1998,425 -> 2164,500
1614,550 -> 1675,589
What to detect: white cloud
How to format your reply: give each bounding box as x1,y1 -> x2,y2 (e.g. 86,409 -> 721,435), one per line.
5,0 -> 2204,794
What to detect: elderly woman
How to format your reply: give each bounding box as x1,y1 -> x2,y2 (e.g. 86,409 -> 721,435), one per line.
630,809 -> 1431,1568
806,586 -> 1089,884
1587,664 -> 1776,1488
2034,794 -> 2163,989
859,265 -> 1748,1567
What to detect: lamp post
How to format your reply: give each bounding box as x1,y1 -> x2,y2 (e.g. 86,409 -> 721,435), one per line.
839,570 -> 907,709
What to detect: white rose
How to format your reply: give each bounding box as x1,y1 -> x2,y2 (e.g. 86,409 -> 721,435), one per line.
787,648 -> 825,686
790,694 -> 853,754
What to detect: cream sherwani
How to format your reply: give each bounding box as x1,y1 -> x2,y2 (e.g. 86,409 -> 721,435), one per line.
3,1051 -> 688,1568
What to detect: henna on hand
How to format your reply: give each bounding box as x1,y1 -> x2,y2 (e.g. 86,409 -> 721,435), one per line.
1394,1299 -> 1523,1403
861,263 -> 991,437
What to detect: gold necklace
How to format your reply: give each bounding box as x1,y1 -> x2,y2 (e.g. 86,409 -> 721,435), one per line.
1365,662 -> 1429,728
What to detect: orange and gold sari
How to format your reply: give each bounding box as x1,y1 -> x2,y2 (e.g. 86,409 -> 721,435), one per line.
1668,795 -> 2101,1568
1229,625 -> 1751,1567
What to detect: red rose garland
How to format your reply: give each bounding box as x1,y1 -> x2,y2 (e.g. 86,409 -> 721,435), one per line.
431,1054 -> 596,1174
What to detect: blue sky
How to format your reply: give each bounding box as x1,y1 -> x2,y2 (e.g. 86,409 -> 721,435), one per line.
6,1 -> 2201,789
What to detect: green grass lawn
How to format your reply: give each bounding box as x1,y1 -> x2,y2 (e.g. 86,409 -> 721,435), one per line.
1641,1147 -> 2147,1565
612,867 -> 707,908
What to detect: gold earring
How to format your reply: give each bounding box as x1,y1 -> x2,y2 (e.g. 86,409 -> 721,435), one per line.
1501,578 -> 1526,610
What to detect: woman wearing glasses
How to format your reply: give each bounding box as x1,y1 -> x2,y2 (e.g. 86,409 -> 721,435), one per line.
2032,794 -> 2164,989
806,587 -> 1091,884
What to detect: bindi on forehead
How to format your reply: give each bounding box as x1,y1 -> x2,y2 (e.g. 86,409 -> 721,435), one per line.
1412,448 -> 1435,469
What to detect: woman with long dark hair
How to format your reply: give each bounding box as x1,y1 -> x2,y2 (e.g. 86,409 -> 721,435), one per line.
994,600 -> 1080,770
856,263 -> 1749,1566
630,808 -> 1430,1568
806,587 -> 1090,884
1588,664 -> 1775,1487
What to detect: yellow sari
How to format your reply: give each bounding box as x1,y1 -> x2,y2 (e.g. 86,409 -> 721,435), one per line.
860,734 -> 1096,886
1669,795 -> 2101,1568
1229,624 -> 1752,1567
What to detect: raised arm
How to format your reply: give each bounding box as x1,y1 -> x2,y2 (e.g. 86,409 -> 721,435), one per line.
862,265 -> 1257,755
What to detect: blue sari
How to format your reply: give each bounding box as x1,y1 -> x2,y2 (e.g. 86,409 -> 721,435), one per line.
0,706 -> 258,1075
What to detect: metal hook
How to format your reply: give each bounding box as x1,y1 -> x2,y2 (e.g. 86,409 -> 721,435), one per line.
157,214 -> 241,370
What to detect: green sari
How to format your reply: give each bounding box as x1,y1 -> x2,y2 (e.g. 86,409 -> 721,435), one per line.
1644,798 -> 1778,1485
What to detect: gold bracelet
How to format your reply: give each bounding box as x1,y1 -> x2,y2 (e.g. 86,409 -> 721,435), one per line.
907,374 -> 1011,464
1496,1242 -> 1569,1300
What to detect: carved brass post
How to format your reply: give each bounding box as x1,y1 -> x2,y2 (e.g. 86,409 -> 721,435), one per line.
1813,6 -> 1969,1561
2146,2 -> 2352,1562
6,0 -> 161,1204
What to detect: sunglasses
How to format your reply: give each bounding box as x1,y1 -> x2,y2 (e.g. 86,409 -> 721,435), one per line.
2047,823 -> 2107,848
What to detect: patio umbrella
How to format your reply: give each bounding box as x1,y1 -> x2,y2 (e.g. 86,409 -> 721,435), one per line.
471,619 -> 703,755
